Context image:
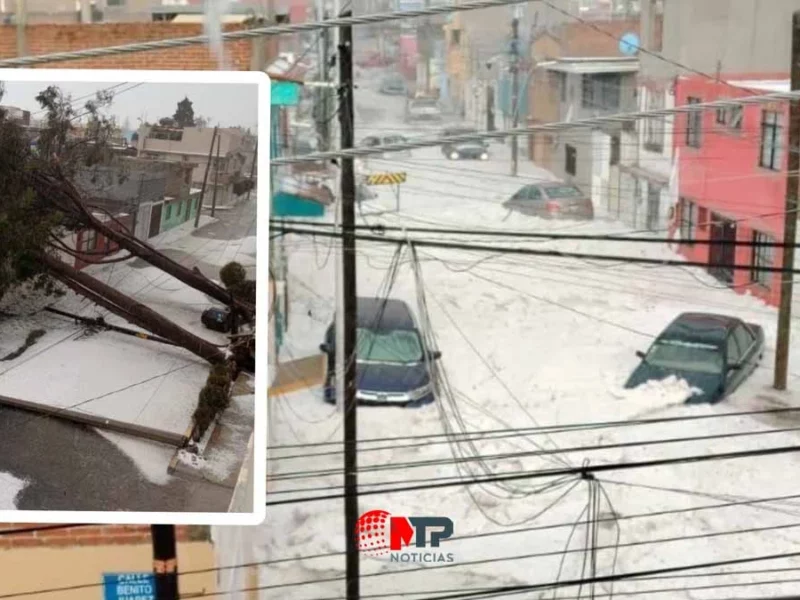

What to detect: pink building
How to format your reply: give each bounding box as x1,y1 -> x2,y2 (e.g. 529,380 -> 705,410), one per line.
673,73 -> 790,307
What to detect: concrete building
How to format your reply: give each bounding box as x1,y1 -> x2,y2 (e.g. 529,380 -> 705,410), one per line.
673,74 -> 788,306
137,124 -> 255,209
526,18 -> 640,204
0,524 -> 215,600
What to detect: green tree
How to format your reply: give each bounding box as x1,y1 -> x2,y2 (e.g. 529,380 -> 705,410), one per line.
173,96 -> 196,128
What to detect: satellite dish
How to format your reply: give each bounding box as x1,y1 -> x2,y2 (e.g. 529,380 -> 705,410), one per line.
619,32 -> 640,56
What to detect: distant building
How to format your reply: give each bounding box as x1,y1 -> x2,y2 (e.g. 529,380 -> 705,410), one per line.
136,124 -> 255,209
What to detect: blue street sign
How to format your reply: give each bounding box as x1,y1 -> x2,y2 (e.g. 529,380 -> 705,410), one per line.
103,573 -> 155,600
619,32 -> 640,56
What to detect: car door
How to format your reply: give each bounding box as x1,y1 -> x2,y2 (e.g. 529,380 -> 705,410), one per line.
725,332 -> 745,393
517,185 -> 545,215
732,323 -> 758,377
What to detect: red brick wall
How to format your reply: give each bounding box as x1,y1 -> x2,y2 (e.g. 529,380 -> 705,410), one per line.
0,23 -> 277,70
0,525 -> 200,549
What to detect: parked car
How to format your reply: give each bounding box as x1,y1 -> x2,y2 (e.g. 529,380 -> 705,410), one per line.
625,312 -> 765,404
442,141 -> 489,161
379,75 -> 408,95
359,134 -> 411,158
441,127 -> 488,155
319,297 -> 442,407
201,306 -> 232,333
406,96 -> 442,122
503,182 -> 594,220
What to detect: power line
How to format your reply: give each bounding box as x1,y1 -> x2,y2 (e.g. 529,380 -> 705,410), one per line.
269,219 -> 800,248
271,91 -> 800,165
268,406 -> 800,451
271,225 -> 800,274
268,425 -> 800,480
265,443 -> 800,505
0,0 -> 533,68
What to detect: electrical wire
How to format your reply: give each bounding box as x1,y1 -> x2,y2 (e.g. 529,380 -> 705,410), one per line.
272,226 -> 800,274
266,443 -> 800,505
272,91 -> 800,165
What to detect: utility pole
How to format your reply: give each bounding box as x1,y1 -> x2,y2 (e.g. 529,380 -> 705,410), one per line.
317,0 -> 332,151
245,140 -> 258,204
151,525 -> 178,600
210,135 -> 222,218
774,10 -> 800,390
195,126 -> 218,228
509,17 -> 520,177
338,12 -> 359,600
422,0 -> 432,93
15,0 -> 26,57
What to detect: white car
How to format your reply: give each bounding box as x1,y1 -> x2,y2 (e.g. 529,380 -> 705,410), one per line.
406,97 -> 442,122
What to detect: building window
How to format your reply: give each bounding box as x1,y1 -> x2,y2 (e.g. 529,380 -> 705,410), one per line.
559,72 -> 567,102
751,231 -> 774,287
759,110 -> 783,170
450,29 -> 461,45
610,135 -> 620,166
581,73 -> 621,111
165,204 -> 172,220
716,102 -> 743,130
644,89 -> 665,152
83,230 -> 98,252
679,198 -> 696,244
565,144 -> 577,175
686,96 -> 702,148
106,0 -> 126,5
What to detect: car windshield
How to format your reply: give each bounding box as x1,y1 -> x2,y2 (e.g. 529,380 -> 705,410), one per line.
412,99 -> 438,108
544,185 -> 583,199
356,328 -> 424,364
645,339 -> 724,375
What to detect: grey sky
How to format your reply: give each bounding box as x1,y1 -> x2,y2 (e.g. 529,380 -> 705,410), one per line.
0,81 -> 259,130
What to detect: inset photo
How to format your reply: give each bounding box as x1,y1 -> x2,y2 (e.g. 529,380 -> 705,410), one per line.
0,69 -> 268,524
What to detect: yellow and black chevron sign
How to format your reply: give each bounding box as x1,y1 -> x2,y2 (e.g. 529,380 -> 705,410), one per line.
366,172 -> 407,186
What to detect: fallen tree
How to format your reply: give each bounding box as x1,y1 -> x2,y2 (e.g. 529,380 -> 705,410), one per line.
41,253 -> 227,364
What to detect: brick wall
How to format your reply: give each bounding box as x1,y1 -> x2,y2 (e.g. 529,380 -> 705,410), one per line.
0,524 -> 209,549
0,23 -> 277,70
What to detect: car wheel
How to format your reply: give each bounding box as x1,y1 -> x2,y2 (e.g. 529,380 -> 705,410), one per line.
449,152 -> 459,160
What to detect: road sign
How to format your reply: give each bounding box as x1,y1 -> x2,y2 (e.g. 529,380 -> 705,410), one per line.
366,172 -> 407,186
103,573 -> 155,600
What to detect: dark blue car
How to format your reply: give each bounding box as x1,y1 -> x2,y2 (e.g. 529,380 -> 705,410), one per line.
624,312 -> 765,404
319,298 -> 442,407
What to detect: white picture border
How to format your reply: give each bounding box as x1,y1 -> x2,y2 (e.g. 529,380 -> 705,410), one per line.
0,68 -> 269,526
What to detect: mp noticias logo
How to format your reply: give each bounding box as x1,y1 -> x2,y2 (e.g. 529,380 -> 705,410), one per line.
355,509 -> 455,563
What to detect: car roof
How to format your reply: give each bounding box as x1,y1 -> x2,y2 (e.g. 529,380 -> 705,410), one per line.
660,312 -> 741,344
356,297 -> 416,330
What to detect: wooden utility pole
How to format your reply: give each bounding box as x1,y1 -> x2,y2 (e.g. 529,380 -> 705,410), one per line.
317,6 -> 332,152
151,525 -> 179,600
210,135 -> 222,218
774,10 -> 800,390
510,17 -> 520,177
338,11 -> 360,600
15,0 -> 26,57
245,140 -> 258,204
195,126 -> 219,228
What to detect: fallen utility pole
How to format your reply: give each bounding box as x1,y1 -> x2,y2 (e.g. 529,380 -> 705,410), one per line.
774,10 -> 800,391
338,11 -> 360,600
210,134 -> 222,218
151,525 -> 179,600
194,125 -> 219,228
44,306 -> 177,346
509,16 -> 520,177
0,393 -> 187,447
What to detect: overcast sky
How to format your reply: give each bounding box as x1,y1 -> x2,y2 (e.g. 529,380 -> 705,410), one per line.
0,81 -> 259,131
